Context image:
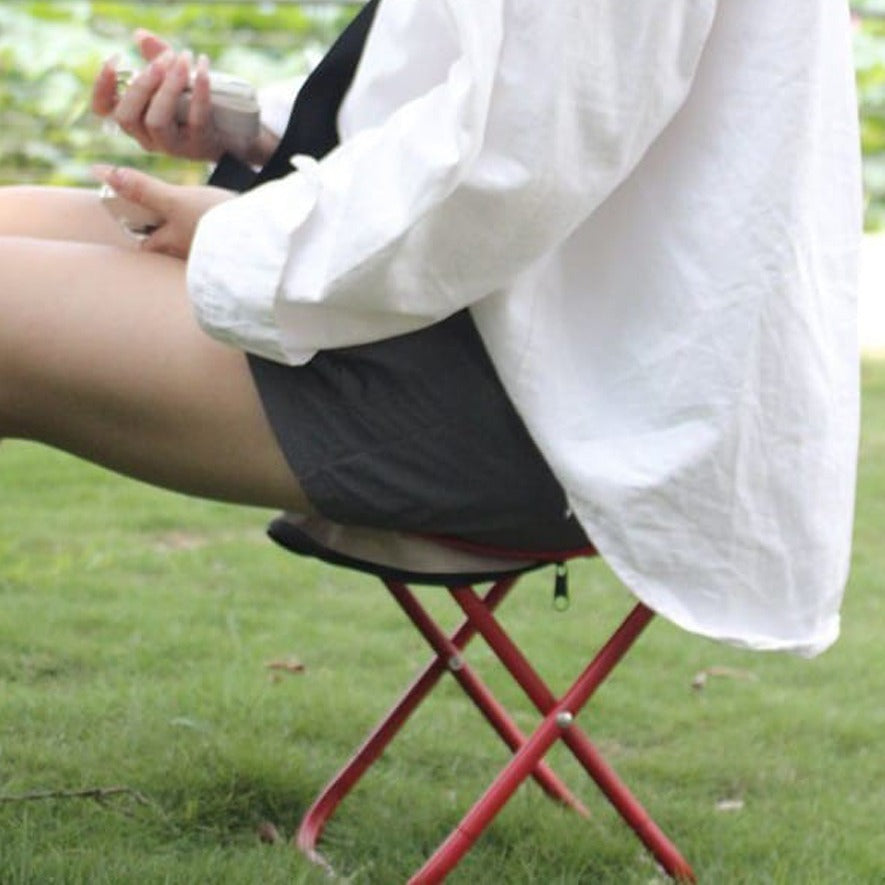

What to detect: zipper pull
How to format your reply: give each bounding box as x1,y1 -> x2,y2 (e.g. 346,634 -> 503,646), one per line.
553,562 -> 570,611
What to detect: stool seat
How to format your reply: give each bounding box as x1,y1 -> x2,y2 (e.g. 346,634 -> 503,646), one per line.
268,510 -> 595,584
268,511 -> 694,883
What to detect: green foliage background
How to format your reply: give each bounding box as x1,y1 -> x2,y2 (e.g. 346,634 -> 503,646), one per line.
1,1 -> 884,226
0,1 -> 356,186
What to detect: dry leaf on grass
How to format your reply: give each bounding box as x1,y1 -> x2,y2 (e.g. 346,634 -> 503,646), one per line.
715,798 -> 745,813
265,657 -> 306,675
257,821 -> 282,844
150,531 -> 210,552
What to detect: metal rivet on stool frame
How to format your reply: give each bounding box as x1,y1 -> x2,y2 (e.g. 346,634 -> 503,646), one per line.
555,710 -> 574,729
448,655 -> 464,672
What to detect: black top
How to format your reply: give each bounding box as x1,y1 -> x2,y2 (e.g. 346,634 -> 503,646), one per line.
209,0 -> 379,193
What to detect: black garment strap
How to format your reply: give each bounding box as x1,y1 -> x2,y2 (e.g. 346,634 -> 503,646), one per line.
210,0 -> 379,192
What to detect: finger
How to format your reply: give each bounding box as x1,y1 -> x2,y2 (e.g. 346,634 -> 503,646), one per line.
134,28 -> 172,63
144,51 -> 192,150
187,54 -> 212,133
105,167 -> 173,219
141,226 -> 187,260
140,225 -> 171,255
91,57 -> 120,117
114,54 -> 169,148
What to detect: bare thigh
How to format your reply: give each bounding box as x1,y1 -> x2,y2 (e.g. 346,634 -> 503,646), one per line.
0,185 -> 138,248
0,235 -> 311,512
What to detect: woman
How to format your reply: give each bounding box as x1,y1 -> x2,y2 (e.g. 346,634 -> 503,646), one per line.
0,0 -> 862,655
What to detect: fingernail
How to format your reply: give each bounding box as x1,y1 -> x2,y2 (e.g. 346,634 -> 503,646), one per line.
151,48 -> 174,72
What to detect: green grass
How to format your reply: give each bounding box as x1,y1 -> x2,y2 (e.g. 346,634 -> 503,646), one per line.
1,362 -> 884,883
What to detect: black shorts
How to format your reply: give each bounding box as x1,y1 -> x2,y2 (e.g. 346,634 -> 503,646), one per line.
247,311 -> 587,553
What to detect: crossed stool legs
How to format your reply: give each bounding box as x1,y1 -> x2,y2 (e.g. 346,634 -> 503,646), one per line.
268,514 -> 695,883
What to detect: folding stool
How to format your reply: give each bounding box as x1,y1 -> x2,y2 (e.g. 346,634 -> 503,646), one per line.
268,512 -> 695,883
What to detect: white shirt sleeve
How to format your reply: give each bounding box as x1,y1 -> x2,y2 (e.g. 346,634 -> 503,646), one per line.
187,0 -> 718,365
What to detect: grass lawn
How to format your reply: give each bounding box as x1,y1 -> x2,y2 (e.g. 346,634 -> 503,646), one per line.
0,361 -> 883,884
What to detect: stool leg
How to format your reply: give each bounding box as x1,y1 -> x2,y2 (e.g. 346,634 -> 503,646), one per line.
409,700 -> 582,884
295,657 -> 456,871
295,577 -> 586,872
410,600 -> 695,883
388,579 -> 590,816
450,587 -> 649,800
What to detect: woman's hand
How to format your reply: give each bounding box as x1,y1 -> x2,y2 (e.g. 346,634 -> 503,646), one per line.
94,165 -> 235,259
92,31 -> 225,163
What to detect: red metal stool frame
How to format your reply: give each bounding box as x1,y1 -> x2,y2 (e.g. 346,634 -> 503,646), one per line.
267,516 -> 695,883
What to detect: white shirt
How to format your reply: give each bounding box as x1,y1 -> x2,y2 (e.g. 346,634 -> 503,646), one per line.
188,0 -> 862,657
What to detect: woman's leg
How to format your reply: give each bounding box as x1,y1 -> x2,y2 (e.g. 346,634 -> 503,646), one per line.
0,185 -> 138,248
0,234 -> 311,511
